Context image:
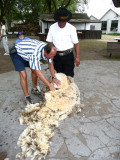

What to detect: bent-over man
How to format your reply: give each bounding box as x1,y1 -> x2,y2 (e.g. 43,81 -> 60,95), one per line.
10,39 -> 60,104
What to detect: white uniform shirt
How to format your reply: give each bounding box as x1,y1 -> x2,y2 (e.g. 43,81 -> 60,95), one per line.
46,22 -> 79,51
1,25 -> 7,35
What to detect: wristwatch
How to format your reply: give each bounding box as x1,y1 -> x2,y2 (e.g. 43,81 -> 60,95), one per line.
52,76 -> 56,79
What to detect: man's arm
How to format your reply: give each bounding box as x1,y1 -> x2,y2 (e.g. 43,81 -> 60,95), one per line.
74,43 -> 80,67
34,69 -> 56,91
48,62 -> 61,86
48,62 -> 55,77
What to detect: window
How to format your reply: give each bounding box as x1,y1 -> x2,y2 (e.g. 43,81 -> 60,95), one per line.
90,25 -> 95,30
111,20 -> 118,31
101,21 -> 107,30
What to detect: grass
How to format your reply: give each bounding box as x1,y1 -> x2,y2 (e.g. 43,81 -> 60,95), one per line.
104,55 -> 120,59
79,39 -> 106,52
78,35 -> 120,60
105,33 -> 120,36
111,56 -> 120,59
101,34 -> 120,40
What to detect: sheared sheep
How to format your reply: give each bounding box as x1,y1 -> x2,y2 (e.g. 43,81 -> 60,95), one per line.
16,73 -> 83,160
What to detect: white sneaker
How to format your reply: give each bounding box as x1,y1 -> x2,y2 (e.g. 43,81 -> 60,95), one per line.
4,53 -> 9,55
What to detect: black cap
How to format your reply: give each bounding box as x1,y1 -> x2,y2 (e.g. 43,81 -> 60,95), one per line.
54,8 -> 72,22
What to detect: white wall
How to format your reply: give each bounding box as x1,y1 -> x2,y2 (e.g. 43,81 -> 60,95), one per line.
41,22 -> 53,33
118,20 -> 120,33
41,21 -> 101,33
71,23 -> 89,30
89,16 -> 102,30
90,23 -> 101,30
72,22 -> 101,30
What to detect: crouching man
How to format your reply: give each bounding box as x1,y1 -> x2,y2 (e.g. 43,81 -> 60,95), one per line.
10,39 -> 61,104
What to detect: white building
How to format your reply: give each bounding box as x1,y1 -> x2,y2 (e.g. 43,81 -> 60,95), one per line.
90,15 -> 102,30
39,13 -> 101,34
38,13 -> 102,40
100,9 -> 120,34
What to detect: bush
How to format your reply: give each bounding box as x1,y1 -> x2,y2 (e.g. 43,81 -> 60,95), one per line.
102,33 -> 120,36
10,24 -> 40,36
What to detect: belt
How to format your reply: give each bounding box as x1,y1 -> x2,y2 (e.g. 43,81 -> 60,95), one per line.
57,48 -> 73,56
2,35 -> 7,38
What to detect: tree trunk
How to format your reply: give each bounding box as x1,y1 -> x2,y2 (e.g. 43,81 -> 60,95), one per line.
52,0 -> 57,12
47,0 -> 52,13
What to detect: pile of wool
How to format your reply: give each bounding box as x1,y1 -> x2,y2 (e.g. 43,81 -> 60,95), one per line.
16,73 -> 83,160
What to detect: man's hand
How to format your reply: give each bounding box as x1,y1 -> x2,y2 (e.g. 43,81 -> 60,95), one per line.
52,78 -> 61,86
74,57 -> 80,67
49,84 -> 56,91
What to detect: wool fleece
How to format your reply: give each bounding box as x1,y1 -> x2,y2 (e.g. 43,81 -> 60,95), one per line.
16,73 -> 83,160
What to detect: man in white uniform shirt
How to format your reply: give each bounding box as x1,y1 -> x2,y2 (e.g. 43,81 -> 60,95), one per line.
46,8 -> 80,77
0,20 -> 9,55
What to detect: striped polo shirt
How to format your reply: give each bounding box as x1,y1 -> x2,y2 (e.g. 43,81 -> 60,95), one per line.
15,39 -> 52,70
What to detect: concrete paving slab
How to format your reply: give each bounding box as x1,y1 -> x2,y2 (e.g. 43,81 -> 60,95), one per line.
0,60 -> 120,160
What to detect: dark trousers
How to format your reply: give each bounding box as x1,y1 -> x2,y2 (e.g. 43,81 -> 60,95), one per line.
53,52 -> 75,77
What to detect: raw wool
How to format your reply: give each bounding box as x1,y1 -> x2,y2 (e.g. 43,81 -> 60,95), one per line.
16,73 -> 83,160
51,73 -> 69,89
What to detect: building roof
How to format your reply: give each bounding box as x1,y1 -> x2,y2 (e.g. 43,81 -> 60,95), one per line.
39,13 -> 101,23
90,15 -> 99,20
42,18 -> 101,23
100,9 -> 120,20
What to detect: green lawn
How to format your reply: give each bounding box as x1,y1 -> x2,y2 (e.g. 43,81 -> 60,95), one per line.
78,35 -> 120,60
79,39 -> 106,52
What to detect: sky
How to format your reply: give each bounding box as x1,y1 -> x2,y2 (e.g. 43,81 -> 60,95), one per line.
84,0 -> 120,19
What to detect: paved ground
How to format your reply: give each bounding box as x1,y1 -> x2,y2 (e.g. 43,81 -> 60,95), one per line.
0,60 -> 120,160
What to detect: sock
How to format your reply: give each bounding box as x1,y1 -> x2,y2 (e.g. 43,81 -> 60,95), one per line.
25,95 -> 30,98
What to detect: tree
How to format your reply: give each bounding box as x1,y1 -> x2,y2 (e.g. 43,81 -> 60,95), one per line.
44,0 -> 88,13
0,0 -> 88,30
0,0 -> 16,29
13,0 -> 46,24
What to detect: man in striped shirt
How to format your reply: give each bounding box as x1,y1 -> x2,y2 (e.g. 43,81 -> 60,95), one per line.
10,39 -> 61,104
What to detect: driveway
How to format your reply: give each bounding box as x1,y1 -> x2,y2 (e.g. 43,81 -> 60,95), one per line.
0,60 -> 120,160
